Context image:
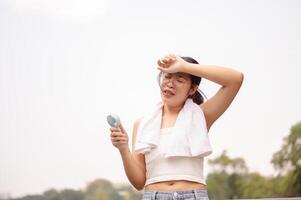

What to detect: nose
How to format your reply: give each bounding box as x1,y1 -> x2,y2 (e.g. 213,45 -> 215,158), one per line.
166,79 -> 175,87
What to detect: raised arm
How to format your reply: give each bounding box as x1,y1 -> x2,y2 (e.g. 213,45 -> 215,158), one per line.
157,54 -> 244,130
182,62 -> 244,130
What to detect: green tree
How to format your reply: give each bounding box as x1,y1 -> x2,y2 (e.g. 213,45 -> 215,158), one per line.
239,173 -> 274,198
207,150 -> 248,199
207,171 -> 232,199
206,150 -> 277,199
115,185 -> 143,200
60,189 -> 84,200
43,189 -> 59,200
271,121 -> 301,196
10,195 -> 45,200
83,179 -> 122,200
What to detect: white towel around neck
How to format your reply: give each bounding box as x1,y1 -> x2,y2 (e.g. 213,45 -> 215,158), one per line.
134,99 -> 212,157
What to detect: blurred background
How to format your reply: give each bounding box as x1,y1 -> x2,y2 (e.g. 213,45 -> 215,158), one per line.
0,0 -> 300,199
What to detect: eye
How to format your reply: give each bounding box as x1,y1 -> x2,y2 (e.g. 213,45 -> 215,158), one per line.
164,74 -> 172,79
176,77 -> 186,83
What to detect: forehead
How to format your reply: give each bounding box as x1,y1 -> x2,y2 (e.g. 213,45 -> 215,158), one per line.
165,72 -> 190,79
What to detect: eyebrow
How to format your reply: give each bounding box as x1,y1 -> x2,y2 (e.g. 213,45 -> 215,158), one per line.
164,73 -> 189,80
176,74 -> 189,79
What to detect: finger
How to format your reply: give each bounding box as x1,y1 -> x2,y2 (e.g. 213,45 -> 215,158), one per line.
163,57 -> 170,63
111,138 -> 128,144
167,53 -> 176,59
118,123 -> 127,134
157,60 -> 163,67
166,55 -> 174,60
164,58 -> 170,63
111,126 -> 124,132
111,132 -> 123,137
110,130 -> 122,137
157,67 -> 167,73
112,141 -> 120,145
163,56 -> 172,64
111,137 -> 127,142
114,134 -> 128,139
110,127 -> 120,132
160,59 -> 167,65
157,59 -> 165,68
168,56 -> 175,62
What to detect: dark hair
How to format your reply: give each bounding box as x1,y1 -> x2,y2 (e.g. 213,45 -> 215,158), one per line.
181,56 -> 207,105
157,56 -> 207,105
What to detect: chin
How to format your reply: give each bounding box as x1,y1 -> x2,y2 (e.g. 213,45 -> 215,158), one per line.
161,98 -> 183,108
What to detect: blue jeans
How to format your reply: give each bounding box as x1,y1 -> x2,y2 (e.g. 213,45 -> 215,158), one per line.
141,189 -> 209,200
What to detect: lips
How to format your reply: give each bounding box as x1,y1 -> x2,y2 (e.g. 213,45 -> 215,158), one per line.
163,89 -> 175,97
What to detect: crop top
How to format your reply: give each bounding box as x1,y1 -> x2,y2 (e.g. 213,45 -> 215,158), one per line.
144,127 -> 206,186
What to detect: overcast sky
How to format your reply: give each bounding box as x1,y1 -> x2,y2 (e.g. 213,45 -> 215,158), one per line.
0,0 -> 300,198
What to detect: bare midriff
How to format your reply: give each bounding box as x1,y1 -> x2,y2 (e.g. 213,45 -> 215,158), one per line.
144,180 -> 206,191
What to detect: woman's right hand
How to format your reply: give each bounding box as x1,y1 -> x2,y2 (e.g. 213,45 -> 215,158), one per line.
109,124 -> 130,153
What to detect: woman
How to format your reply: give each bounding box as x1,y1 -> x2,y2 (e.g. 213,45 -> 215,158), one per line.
109,54 -> 244,199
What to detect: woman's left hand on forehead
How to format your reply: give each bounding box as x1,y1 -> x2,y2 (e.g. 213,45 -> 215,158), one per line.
157,54 -> 186,73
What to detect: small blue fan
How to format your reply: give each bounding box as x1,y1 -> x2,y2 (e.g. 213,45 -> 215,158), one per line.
106,114 -> 120,128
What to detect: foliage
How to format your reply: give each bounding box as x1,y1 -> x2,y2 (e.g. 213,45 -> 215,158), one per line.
9,179 -> 142,200
271,121 -> 301,196
207,121 -> 301,199
8,121 -> 301,199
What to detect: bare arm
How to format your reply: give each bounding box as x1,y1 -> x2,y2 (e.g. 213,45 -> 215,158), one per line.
158,54 -> 244,130
183,63 -> 244,130
113,119 -> 146,190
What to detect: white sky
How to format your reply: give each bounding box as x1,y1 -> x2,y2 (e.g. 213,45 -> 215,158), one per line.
0,0 -> 300,198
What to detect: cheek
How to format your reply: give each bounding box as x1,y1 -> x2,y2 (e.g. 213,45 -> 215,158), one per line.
179,87 -> 192,97
159,82 -> 165,89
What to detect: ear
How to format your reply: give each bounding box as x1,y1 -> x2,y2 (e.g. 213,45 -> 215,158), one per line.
189,85 -> 198,96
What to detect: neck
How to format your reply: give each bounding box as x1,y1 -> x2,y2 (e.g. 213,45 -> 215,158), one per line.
162,103 -> 184,115
161,102 -> 186,128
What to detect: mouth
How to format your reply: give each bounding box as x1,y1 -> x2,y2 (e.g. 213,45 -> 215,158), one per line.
162,89 -> 175,97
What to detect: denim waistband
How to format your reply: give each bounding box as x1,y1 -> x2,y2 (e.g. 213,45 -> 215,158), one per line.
142,188 -> 209,200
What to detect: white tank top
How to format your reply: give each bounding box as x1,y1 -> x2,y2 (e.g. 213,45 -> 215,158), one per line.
145,127 -> 206,186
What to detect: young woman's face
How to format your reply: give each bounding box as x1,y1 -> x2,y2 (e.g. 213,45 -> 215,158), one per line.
159,72 -> 196,106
